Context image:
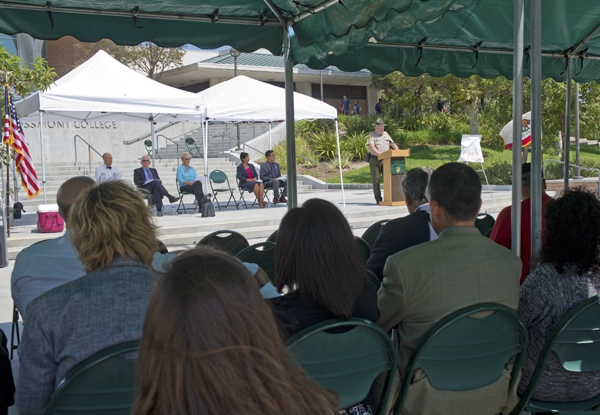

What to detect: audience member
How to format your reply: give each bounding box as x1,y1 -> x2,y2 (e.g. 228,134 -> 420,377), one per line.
490,163 -> 552,283
16,181 -> 162,414
237,152 -> 265,208
377,162 -> 521,415
260,150 -> 287,204
95,152 -> 121,184
366,167 -> 437,279
269,199 -> 378,338
518,188 -> 600,402
11,176 -> 95,319
132,247 -> 338,415
176,152 -> 204,206
0,330 -> 14,415
134,156 -> 180,216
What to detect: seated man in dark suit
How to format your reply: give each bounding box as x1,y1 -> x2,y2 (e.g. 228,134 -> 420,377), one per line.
366,167 -> 437,279
133,156 -> 179,216
259,149 -> 287,204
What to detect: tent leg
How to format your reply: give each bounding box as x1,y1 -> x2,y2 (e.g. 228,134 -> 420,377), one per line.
530,0 -> 543,260
39,111 -> 47,204
204,117 -> 209,182
284,26 -> 297,210
335,121 -> 345,206
511,0 -> 524,257
563,58 -> 572,191
150,118 -> 156,169
269,122 -> 272,149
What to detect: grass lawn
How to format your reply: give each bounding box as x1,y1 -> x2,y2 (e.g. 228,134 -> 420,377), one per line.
329,144 -> 600,184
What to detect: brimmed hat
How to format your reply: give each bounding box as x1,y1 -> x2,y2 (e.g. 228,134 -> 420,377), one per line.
373,118 -> 386,126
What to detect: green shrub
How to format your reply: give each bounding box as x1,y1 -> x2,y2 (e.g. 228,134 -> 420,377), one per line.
341,132 -> 368,161
310,130 -> 339,161
402,114 -> 426,131
395,130 -> 461,146
423,111 -> 451,135
544,158 -> 600,180
477,161 -> 513,185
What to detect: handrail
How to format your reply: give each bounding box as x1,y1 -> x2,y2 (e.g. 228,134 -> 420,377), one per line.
74,135 -> 102,175
543,158 -> 600,194
122,121 -> 181,145
214,132 -> 235,153
242,142 -> 328,189
156,134 -> 193,161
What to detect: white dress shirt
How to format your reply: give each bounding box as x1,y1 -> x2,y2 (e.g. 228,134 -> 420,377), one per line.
95,164 -> 122,183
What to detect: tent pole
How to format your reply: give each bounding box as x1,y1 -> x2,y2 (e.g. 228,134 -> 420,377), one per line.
204,119 -> 209,181
284,26 -> 297,210
575,82 -> 581,178
150,117 -> 156,169
0,167 -> 7,266
511,0 -> 524,257
335,121 -> 345,206
530,0 -> 543,260
38,111 -> 46,204
269,122 -> 272,149
563,58 -> 572,191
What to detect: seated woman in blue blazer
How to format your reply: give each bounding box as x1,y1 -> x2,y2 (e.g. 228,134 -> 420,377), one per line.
237,152 -> 265,208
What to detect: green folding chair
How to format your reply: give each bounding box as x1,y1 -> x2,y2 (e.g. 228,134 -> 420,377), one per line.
362,219 -> 391,249
47,341 -> 139,415
365,267 -> 381,288
266,229 -> 278,243
197,230 -> 249,256
175,179 -> 197,214
185,137 -> 202,158
394,303 -> 528,415
144,139 -> 160,161
10,303 -> 20,359
286,318 -> 397,415
209,170 -> 238,210
354,236 -> 371,265
236,242 -> 276,283
475,213 -> 495,236
510,295 -> 600,415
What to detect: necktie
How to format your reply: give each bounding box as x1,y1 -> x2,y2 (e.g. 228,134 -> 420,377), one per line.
147,169 -> 153,179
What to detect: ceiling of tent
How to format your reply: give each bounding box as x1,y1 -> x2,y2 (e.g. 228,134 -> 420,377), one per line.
290,0 -> 600,84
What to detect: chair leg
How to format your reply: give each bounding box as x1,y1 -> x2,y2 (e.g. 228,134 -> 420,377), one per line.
177,194 -> 187,214
212,191 -> 222,211
238,190 -> 250,209
11,304 -> 20,360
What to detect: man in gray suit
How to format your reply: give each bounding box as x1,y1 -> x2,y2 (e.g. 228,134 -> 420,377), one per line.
260,149 -> 287,204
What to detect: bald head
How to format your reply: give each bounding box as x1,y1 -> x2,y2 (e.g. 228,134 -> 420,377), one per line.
102,153 -> 113,167
57,176 -> 96,223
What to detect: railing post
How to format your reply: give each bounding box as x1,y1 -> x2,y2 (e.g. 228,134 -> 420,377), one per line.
74,136 -> 77,167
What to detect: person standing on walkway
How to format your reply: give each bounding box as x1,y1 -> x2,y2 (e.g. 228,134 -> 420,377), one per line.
366,118 -> 398,204
342,95 -> 350,115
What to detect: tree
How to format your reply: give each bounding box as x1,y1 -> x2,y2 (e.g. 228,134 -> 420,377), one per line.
76,40 -> 185,81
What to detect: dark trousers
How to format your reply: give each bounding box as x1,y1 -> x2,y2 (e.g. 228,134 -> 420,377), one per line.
0,330 -> 15,413
180,182 -> 204,202
143,180 -> 170,211
369,155 -> 383,202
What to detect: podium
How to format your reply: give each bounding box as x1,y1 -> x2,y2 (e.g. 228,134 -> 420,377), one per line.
378,149 -> 410,206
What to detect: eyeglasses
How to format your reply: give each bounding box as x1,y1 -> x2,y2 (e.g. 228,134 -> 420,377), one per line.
184,158 -> 190,160
142,160 -> 150,162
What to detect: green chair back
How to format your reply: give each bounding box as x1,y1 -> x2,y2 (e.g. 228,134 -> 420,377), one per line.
362,219 -> 391,249
475,213 -> 495,236
185,137 -> 195,146
365,267 -> 381,288
236,242 -> 276,283
286,318 -> 396,415
354,236 -> 371,265
511,295 -> 600,415
143,139 -> 152,149
209,169 -> 228,185
47,341 -> 139,415
197,230 -> 249,256
266,229 -> 278,243
394,303 -> 528,415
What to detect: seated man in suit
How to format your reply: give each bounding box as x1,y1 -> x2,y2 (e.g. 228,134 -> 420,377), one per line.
377,162 -> 521,415
133,156 -> 179,216
259,149 -> 287,204
366,167 -> 437,279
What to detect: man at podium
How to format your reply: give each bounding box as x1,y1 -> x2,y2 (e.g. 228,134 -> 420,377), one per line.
366,118 -> 398,204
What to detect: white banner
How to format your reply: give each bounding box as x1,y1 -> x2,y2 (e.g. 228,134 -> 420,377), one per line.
458,135 -> 484,163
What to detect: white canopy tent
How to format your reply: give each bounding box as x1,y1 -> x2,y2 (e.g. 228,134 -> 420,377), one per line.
196,75 -> 346,205
15,50 -> 204,202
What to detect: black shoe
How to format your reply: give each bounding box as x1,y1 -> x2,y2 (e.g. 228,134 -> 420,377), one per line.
169,196 -> 181,203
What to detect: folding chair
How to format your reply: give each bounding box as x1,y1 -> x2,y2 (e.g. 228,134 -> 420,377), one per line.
10,303 -> 20,359
475,212 -> 495,236
185,137 -> 202,158
144,139 -> 160,161
197,230 -> 249,256
237,179 -> 258,209
209,170 -> 238,210
287,318 -> 397,415
236,242 -> 276,283
394,303 -> 528,415
362,219 -> 391,249
266,230 -> 278,243
47,341 -> 138,414
510,295 -> 600,415
365,267 -> 381,288
354,236 -> 371,265
175,179 -> 197,214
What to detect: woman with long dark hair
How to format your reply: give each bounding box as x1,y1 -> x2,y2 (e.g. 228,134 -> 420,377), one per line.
270,198 -> 378,337
518,188 -> 600,402
132,247 -> 338,415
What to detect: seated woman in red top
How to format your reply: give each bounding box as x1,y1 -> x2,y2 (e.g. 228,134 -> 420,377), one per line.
236,152 -> 265,208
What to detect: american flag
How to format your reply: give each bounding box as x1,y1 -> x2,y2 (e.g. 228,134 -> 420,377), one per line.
3,85 -> 41,199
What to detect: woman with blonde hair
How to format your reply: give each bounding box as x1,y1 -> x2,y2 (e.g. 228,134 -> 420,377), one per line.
16,181 -> 160,415
133,247 -> 338,415
176,152 -> 204,206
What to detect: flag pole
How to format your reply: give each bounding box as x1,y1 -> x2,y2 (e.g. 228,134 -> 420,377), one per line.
5,144 -> 9,237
